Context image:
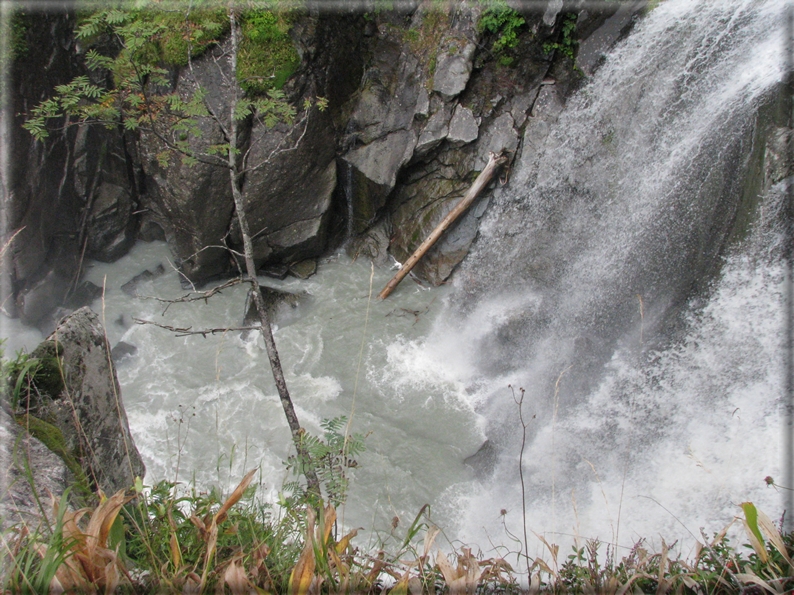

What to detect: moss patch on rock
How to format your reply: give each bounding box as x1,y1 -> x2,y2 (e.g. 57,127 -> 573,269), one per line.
237,9 -> 300,94
15,413 -> 92,501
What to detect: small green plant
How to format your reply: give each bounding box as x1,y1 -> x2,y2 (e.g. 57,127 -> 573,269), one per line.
478,0 -> 526,66
1,340 -> 63,412
2,490 -> 77,594
287,416 -> 366,508
543,12 -> 579,61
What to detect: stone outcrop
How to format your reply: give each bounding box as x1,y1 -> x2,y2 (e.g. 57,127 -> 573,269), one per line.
37,307 -> 145,495
1,307 -> 144,527
342,0 -> 560,284
7,13 -> 140,326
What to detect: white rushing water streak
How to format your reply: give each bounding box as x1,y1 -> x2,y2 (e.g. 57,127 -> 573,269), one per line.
428,0 -> 789,561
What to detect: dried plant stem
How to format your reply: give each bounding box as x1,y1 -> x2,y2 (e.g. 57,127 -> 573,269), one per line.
512,385 -> 532,579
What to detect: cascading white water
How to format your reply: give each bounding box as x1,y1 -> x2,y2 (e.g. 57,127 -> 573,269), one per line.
2,0 -> 788,567
421,0 -> 789,559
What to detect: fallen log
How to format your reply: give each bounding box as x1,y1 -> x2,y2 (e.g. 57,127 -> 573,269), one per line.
378,150 -> 509,300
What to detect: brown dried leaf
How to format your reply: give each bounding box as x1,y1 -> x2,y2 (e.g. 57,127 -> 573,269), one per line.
756,507 -> 792,566
423,525 -> 440,559
435,550 -> 458,585
182,572 -> 201,595
85,490 -> 132,549
288,509 -> 316,595
224,559 -> 252,595
215,469 -> 257,525
734,571 -> 778,595
335,528 -> 359,554
321,502 -> 336,547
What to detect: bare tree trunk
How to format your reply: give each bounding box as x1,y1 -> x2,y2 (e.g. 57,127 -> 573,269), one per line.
378,151 -> 509,300
227,8 -> 320,495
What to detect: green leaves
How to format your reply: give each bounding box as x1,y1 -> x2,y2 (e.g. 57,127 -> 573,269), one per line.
478,0 -> 525,66
288,417 -> 366,507
543,12 -> 579,60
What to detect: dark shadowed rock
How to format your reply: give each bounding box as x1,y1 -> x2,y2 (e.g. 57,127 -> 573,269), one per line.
121,264 -> 166,296
111,341 -> 138,364
243,285 -> 307,331
15,269 -> 70,325
233,110 -> 337,268
261,263 -> 290,280
65,280 -> 103,309
464,439 -> 497,481
289,259 -> 317,280
137,40 -> 238,285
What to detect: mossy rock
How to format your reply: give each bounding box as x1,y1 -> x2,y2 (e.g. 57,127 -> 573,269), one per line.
27,340 -> 65,398
237,9 -> 300,94
15,413 -> 92,502
5,341 -> 64,412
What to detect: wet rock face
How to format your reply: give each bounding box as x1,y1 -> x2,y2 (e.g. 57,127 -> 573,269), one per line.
136,15 -> 363,284
234,110 -> 337,267
75,125 -> 140,263
7,13 -> 85,323
340,0 -> 561,285
8,1 -> 645,322
40,307 -> 145,495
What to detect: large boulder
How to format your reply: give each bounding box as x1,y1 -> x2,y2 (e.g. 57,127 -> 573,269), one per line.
232,109 -> 338,267
37,307 -> 145,495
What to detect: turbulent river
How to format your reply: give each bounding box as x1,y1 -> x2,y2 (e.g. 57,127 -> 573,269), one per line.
2,0 -> 790,566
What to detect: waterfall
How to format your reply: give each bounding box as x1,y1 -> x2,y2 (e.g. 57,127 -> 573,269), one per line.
417,0 -> 789,555
3,0 -> 787,565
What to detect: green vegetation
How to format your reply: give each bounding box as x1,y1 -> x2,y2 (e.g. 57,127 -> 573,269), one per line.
3,341 -> 63,412
8,10 -> 30,60
238,9 -> 300,93
3,466 -> 794,593
287,416 -> 367,508
543,12 -> 579,61
1,343 -> 91,501
478,0 -> 526,66
23,3 -> 304,143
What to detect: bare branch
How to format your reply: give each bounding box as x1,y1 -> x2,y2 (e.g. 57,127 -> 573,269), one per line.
239,109 -> 312,175
136,277 -> 244,308
133,317 -> 259,338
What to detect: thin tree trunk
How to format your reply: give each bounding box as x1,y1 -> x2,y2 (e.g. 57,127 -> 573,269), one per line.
227,8 -> 320,496
378,151 -> 509,300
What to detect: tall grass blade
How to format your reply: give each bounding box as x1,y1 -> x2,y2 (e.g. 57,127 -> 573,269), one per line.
741,502 -> 769,564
